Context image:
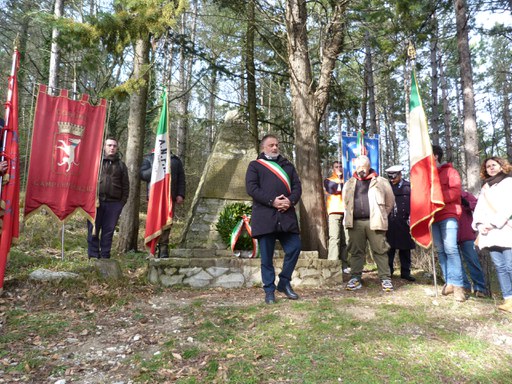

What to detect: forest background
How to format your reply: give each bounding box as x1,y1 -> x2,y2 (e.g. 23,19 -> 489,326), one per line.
0,0 -> 511,257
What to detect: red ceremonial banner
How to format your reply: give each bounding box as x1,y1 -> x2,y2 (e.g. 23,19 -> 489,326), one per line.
0,49 -> 21,290
24,84 -> 107,222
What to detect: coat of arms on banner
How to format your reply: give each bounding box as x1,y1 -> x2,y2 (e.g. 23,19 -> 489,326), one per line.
53,122 -> 85,174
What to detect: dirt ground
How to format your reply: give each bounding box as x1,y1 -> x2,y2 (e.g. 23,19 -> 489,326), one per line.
1,272 -> 512,384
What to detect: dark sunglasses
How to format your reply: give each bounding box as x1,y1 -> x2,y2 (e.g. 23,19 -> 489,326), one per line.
386,172 -> 399,179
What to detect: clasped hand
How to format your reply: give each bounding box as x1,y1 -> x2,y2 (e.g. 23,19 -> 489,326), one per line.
273,194 -> 291,212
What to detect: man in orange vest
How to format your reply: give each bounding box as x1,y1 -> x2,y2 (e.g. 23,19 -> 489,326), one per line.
324,161 -> 350,274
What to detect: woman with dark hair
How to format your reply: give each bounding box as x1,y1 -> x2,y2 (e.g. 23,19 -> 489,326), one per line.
473,157 -> 512,312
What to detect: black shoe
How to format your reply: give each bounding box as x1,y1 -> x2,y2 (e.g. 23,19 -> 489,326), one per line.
277,284 -> 299,300
265,292 -> 276,304
401,275 -> 416,282
158,245 -> 169,258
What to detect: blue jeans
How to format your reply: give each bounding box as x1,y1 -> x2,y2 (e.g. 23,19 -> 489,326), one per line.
459,240 -> 487,293
432,218 -> 464,287
489,248 -> 512,300
258,233 -> 301,293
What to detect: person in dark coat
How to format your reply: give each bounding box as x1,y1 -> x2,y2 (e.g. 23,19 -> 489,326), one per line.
245,134 -> 302,304
88,137 -> 129,259
385,165 -> 416,281
140,151 -> 186,258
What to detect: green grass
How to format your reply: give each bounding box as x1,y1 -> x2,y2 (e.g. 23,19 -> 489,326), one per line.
2,211 -> 512,383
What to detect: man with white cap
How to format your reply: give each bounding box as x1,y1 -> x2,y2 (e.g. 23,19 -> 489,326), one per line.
385,165 -> 416,281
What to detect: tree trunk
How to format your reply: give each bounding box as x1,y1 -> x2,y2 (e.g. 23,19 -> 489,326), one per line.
454,0 -> 480,195
430,15 -> 440,142
48,0 -> 65,92
365,35 -> 377,135
285,0 -> 348,256
117,37 -> 150,253
503,79 -> 512,163
176,2 -> 198,161
207,67 -> 218,153
246,0 -> 258,142
439,57 -> 452,158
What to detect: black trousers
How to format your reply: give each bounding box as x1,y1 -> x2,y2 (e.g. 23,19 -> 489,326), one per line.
388,248 -> 412,277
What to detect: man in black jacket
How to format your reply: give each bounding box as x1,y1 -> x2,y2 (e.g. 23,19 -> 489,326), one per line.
88,137 -> 129,259
385,165 -> 416,281
246,134 -> 302,304
140,151 -> 185,258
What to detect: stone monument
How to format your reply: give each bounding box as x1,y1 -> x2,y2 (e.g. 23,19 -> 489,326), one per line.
179,110 -> 257,249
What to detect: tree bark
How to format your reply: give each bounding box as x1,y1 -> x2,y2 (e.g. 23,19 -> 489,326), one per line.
503,79 -> 512,163
454,0 -> 480,194
246,0 -> 258,142
285,0 -> 347,256
439,57 -> 452,155
207,67 -> 218,153
176,1 -> 197,162
48,0 -> 65,92
430,14 -> 440,143
365,34 -> 377,135
117,37 -> 150,252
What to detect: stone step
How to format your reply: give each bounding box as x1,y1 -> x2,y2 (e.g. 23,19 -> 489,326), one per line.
148,250 -> 343,289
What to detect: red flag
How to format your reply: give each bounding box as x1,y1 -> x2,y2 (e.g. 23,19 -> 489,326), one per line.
144,91 -> 173,255
0,49 -> 21,290
24,85 -> 107,222
409,71 -> 445,248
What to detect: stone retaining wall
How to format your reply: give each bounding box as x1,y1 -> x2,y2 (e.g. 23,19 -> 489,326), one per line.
148,249 -> 343,288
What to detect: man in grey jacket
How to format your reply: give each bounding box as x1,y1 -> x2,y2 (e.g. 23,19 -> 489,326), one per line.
343,155 -> 395,291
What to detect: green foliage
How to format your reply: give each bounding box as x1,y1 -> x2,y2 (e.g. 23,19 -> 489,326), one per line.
215,202 -> 253,250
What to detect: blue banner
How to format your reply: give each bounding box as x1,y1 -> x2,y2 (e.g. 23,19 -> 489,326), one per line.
341,132 -> 380,182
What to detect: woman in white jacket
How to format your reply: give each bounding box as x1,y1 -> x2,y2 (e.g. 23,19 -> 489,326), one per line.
472,157 -> 512,312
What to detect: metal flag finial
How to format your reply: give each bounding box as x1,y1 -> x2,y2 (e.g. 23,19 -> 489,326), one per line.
13,34 -> 20,50
407,41 -> 416,60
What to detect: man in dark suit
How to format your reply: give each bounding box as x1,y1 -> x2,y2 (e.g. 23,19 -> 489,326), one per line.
245,134 -> 302,304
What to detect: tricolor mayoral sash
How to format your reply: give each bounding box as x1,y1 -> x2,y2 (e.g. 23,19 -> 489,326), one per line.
256,159 -> 291,194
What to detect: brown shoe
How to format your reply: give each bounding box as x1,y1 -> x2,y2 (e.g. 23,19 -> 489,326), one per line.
498,299 -> 512,313
442,284 -> 454,296
454,286 -> 467,302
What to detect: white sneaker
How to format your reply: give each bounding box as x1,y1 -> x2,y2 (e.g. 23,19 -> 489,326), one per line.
381,279 -> 394,292
346,277 -> 362,291
343,267 -> 351,274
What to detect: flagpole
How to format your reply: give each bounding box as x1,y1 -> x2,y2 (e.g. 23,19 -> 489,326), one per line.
431,247 -> 438,297
0,47 -> 19,198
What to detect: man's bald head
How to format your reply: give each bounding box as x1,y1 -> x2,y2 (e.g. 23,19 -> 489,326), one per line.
354,155 -> 371,178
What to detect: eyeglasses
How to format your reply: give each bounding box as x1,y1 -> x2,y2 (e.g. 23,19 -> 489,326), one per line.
387,173 -> 399,179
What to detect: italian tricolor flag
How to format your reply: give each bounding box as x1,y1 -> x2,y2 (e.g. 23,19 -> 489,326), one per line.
409,71 -> 444,248
144,91 -> 173,255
